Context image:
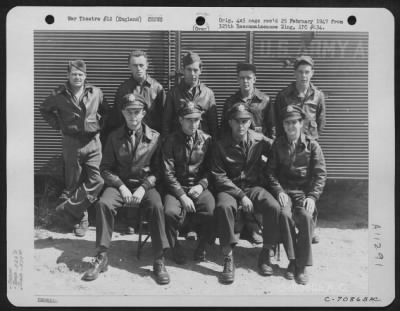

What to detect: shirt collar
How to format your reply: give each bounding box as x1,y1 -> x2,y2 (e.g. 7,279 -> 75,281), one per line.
130,74 -> 153,87
289,81 -> 315,97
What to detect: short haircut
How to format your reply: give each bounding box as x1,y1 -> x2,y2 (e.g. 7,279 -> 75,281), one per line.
128,50 -> 148,63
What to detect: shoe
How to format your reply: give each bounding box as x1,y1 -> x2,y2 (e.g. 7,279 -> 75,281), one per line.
193,240 -> 206,262
126,226 -> 135,235
296,266 -> 309,285
250,230 -> 263,245
312,234 -> 320,244
258,248 -> 273,276
285,260 -> 296,280
82,253 -> 108,281
74,216 -> 89,237
219,255 -> 235,284
172,244 -> 186,265
186,230 -> 198,241
153,258 -> 170,285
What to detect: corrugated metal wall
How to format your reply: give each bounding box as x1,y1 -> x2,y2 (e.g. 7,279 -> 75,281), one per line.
34,30 -> 368,179
34,30 -> 171,178
253,32 -> 368,179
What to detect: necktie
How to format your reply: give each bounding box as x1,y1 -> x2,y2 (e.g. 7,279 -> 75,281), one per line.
129,130 -> 136,153
186,136 -> 194,150
289,141 -> 296,156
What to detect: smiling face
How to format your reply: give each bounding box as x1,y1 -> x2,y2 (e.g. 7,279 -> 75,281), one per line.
129,55 -> 148,82
294,64 -> 314,88
122,107 -> 146,130
238,70 -> 256,93
179,116 -> 201,136
68,67 -> 86,89
283,118 -> 303,141
183,61 -> 202,87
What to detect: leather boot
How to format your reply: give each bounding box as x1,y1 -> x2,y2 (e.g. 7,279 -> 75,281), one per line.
82,253 -> 108,281
219,255 -> 235,284
296,266 -> 309,285
285,260 -> 296,280
258,248 -> 273,276
153,258 -> 170,285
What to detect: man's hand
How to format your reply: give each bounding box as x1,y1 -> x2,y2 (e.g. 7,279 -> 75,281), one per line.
240,196 -> 254,213
179,194 -> 196,213
119,185 -> 133,205
278,192 -> 289,208
303,197 -> 315,215
188,185 -> 203,200
132,186 -> 146,206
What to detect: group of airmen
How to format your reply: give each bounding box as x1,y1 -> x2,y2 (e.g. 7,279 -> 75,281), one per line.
40,50 -> 327,286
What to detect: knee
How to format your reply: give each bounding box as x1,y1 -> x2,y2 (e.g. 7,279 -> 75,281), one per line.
295,209 -> 313,227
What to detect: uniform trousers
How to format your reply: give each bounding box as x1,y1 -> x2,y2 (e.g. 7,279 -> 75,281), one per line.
164,189 -> 215,248
279,190 -> 314,267
215,186 -> 281,248
61,133 -> 104,219
95,186 -> 169,257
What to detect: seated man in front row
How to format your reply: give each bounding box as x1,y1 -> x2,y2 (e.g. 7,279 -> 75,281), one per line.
82,93 -> 170,285
211,102 -> 282,284
162,101 -> 215,264
266,105 -> 327,285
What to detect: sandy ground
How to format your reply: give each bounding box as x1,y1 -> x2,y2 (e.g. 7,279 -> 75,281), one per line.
33,180 -> 369,303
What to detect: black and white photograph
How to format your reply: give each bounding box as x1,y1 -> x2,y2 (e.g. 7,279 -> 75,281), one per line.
6,6 -> 395,307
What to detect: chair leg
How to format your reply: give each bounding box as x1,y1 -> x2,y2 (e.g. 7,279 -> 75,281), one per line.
137,208 -> 143,259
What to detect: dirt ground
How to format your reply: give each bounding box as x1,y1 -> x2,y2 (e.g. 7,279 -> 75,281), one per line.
33,180 -> 368,302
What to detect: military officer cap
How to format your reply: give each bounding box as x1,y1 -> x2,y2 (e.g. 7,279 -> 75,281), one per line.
121,93 -> 147,110
68,59 -> 87,73
228,102 -> 253,120
294,55 -> 314,69
281,105 -> 306,121
237,62 -> 256,74
182,51 -> 202,67
178,101 -> 203,118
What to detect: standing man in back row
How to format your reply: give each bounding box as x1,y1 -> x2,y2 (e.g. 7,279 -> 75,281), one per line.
219,62 -> 274,139
108,49 -> 166,135
162,51 -> 218,139
273,55 -> 326,141
273,55 -> 326,244
107,50 -> 166,234
40,60 -> 108,237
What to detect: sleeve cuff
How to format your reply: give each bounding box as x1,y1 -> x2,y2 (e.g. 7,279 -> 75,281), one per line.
237,190 -> 246,200
114,180 -> 124,189
198,179 -> 208,190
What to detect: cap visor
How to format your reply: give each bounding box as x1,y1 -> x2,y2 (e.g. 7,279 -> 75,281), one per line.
182,112 -> 202,118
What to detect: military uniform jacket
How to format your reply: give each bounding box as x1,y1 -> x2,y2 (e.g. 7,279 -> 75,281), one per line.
101,123 -> 161,191
219,88 -> 273,139
266,133 -> 327,201
162,81 -> 218,138
274,82 -> 326,140
162,129 -> 212,198
110,75 -> 166,133
40,82 -> 108,136
211,129 -> 273,200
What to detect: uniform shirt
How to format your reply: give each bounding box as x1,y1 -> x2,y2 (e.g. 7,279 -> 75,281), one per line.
40,82 -> 108,135
101,123 -> 161,191
162,129 -> 212,198
162,81 -> 218,138
273,82 -> 326,140
219,88 -> 273,138
266,133 -> 327,201
211,129 -> 273,200
109,75 -> 166,133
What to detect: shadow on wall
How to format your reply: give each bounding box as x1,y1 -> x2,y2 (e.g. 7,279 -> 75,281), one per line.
317,179 -> 368,229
